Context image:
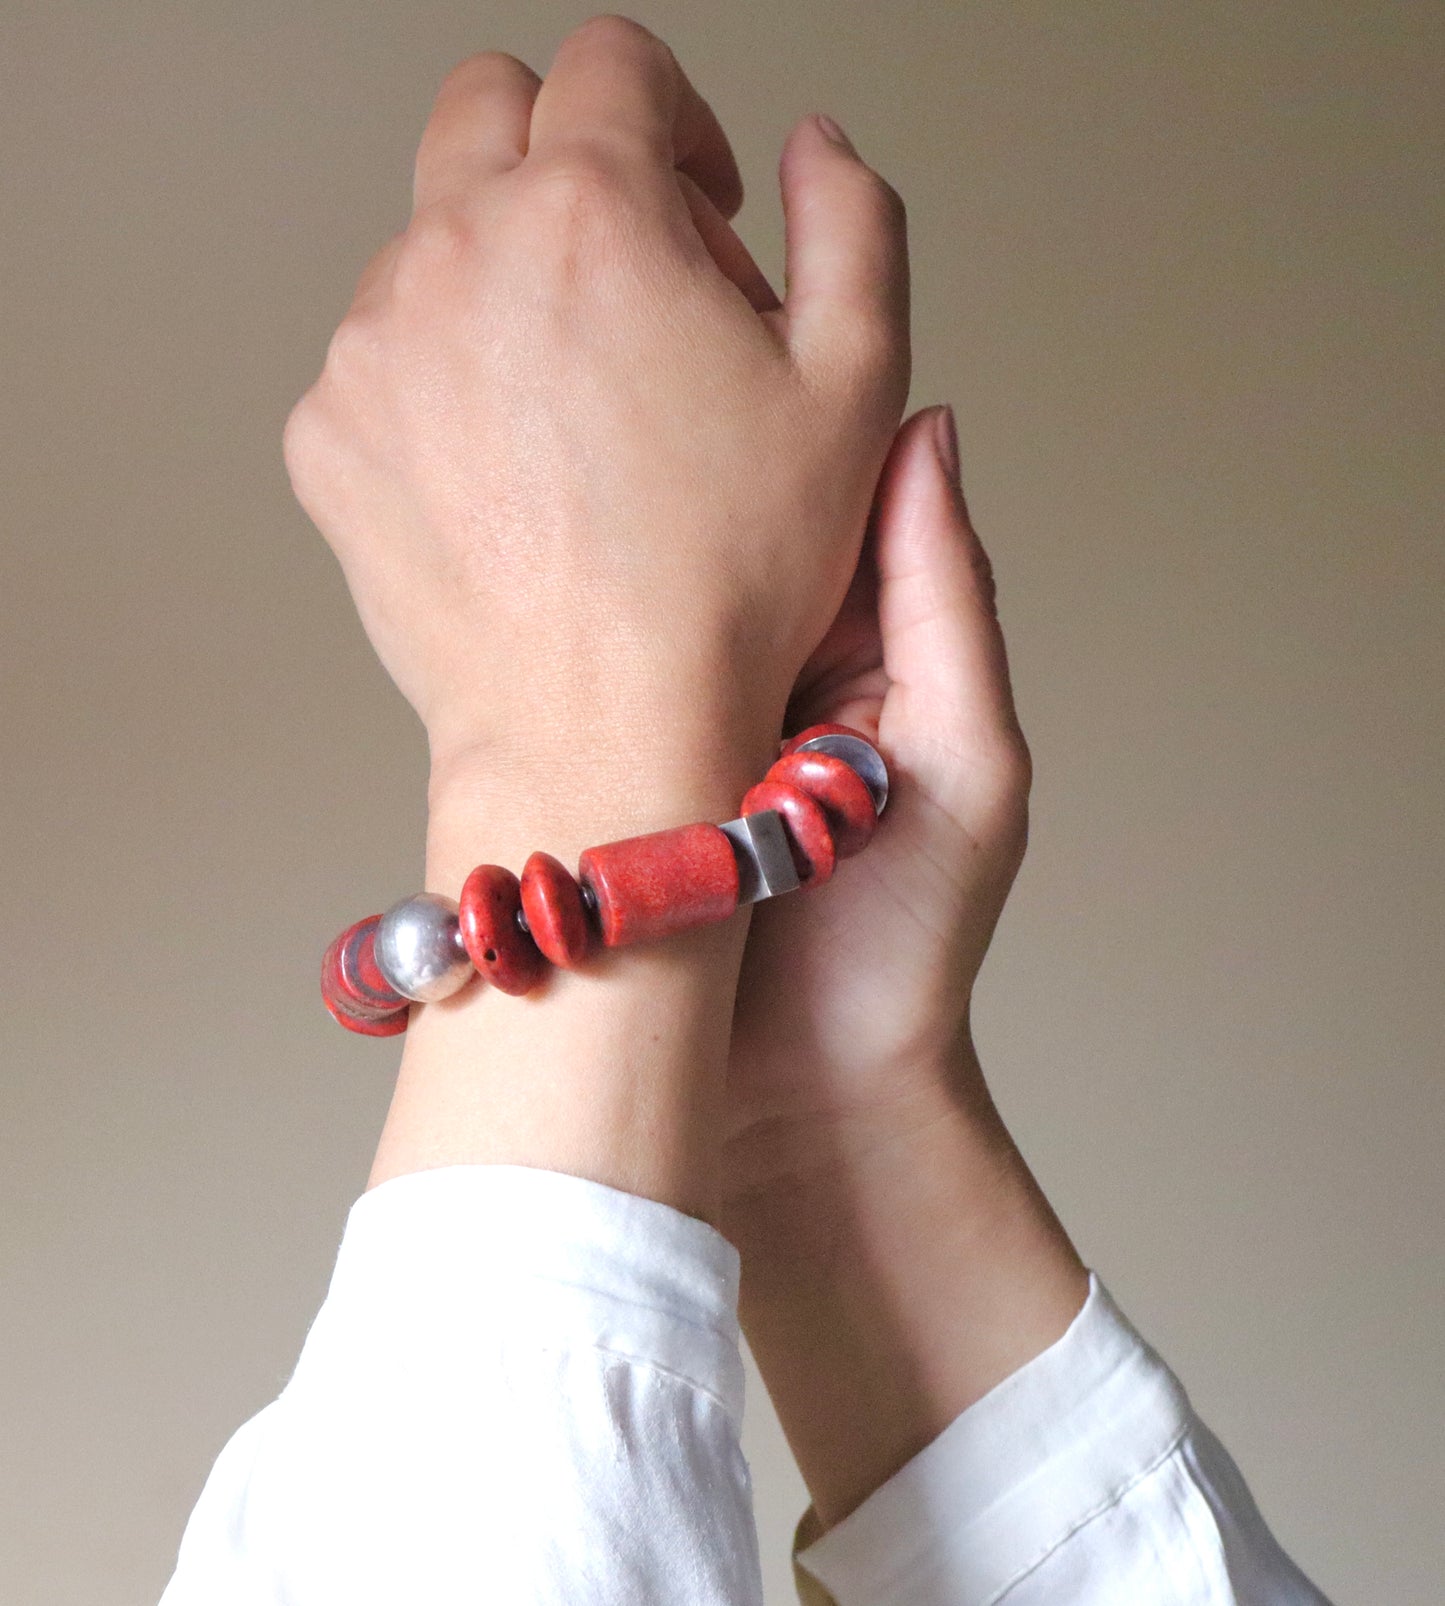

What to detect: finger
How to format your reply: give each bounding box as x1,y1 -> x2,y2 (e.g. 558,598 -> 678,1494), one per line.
778,114 -> 910,394
527,16 -> 744,218
413,52 -> 542,212
677,173 -> 781,314
874,407 -> 1025,779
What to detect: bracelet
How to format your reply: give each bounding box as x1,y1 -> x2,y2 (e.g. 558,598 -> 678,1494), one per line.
320,723 -> 889,1036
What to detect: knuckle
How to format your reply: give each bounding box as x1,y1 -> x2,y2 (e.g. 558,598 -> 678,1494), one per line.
436,49 -> 519,103
392,205 -> 476,296
281,388 -> 328,497
320,312 -> 380,380
522,146 -> 634,228
435,53 -> 483,102
568,13 -> 656,52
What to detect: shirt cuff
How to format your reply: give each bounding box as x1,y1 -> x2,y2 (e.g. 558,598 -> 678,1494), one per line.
792,1273 -> 1192,1606
289,1163 -> 746,1428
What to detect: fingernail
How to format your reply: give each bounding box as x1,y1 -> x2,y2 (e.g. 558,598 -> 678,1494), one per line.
934,404 -> 961,485
814,113 -> 857,154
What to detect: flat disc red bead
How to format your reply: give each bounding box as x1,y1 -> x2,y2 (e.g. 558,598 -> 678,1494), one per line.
520,851 -> 593,968
578,821 -> 740,949
740,779 -> 837,887
766,750 -> 879,858
459,864 -> 547,996
322,990 -> 410,1037
321,915 -> 410,1035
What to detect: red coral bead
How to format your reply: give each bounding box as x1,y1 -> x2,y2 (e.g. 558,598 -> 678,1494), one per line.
322,990 -> 411,1037
767,750 -> 879,858
459,864 -> 547,996
578,821 -> 740,948
780,721 -> 872,756
740,778 -> 837,887
520,851 -> 593,968
323,914 -> 406,1015
321,915 -> 410,1035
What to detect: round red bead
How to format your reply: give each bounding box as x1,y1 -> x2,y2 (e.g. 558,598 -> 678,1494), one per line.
520,851 -> 593,968
459,864 -> 547,996
767,750 -> 879,858
740,778 -> 837,887
780,721 -> 872,756
578,821 -> 740,949
321,915 -> 410,1035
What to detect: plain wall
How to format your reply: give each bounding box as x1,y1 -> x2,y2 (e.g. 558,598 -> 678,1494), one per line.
2,3 -> 1440,1601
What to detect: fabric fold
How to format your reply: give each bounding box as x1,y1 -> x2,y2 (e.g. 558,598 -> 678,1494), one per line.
793,1275 -> 1195,1605
306,1163 -> 747,1425
162,1163 -> 760,1606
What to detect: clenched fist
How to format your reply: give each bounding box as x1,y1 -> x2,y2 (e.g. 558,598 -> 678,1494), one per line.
282,16 -> 909,821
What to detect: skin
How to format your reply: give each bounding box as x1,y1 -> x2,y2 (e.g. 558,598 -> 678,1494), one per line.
723,407 -> 1087,1526
286,13 -> 1086,1541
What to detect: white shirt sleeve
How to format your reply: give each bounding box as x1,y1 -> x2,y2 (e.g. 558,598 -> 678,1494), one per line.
160,1169 -> 1326,1606
159,1164 -> 764,1606
792,1274 -> 1331,1606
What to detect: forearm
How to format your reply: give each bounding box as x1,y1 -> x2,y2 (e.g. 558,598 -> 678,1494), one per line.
169,716 -> 779,1604
725,1033 -> 1089,1527
369,719 -> 776,1223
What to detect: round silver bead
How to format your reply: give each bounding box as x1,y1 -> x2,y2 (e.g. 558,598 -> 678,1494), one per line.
794,732 -> 889,815
373,892 -> 473,1003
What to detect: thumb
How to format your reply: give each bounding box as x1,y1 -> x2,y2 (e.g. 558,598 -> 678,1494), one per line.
875,406 -> 1029,805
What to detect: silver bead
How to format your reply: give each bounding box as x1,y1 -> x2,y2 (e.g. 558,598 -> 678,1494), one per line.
719,809 -> 802,903
794,732 -> 889,815
373,892 -> 473,1002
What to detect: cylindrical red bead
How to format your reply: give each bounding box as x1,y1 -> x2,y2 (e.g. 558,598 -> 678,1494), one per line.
459,864 -> 547,996
740,778 -> 837,887
780,721 -> 871,756
578,822 -> 739,948
520,851 -> 593,968
767,750 -> 879,858
322,915 -> 410,1035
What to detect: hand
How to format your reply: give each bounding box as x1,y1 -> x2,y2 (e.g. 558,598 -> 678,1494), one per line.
281,15 -> 910,818
719,406 -> 1087,1522
299,18 -> 912,1221
723,405 -> 1033,1206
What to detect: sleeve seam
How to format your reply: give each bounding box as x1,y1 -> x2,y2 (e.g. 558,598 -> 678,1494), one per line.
986,1423 -> 1193,1605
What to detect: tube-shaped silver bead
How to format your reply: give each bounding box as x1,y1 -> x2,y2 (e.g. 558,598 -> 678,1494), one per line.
373,892 -> 473,1002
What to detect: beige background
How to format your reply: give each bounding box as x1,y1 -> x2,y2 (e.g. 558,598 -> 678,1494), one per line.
2,2 -> 1440,1602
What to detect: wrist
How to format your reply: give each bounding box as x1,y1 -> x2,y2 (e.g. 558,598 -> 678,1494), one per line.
369,696 -> 784,1225
424,698 -> 782,887
723,1039 -> 1088,1527
724,1041 -> 1002,1294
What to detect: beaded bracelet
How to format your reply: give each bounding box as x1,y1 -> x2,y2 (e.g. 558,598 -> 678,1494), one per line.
320,723 -> 889,1036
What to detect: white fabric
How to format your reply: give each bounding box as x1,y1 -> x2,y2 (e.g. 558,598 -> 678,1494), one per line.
791,1280 -> 1330,1606
160,1164 -> 1328,1605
